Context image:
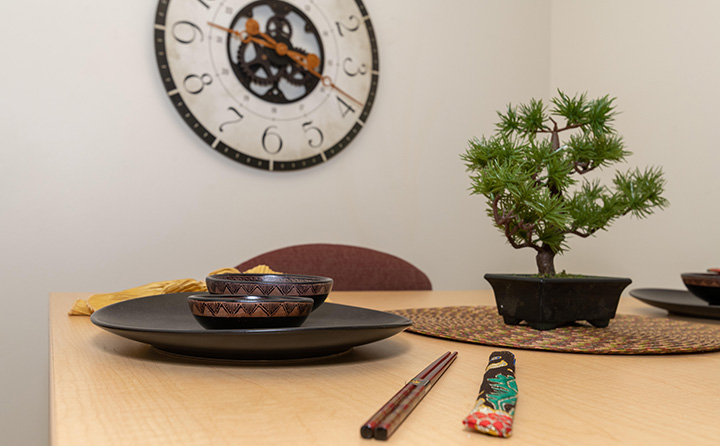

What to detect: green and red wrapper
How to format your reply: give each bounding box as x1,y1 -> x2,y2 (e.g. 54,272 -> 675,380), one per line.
462,350 -> 517,437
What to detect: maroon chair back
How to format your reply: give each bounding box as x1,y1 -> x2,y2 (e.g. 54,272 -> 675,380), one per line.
235,243 -> 432,291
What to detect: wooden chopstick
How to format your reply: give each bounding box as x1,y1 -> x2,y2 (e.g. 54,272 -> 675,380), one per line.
374,352 -> 458,440
360,351 -> 452,438
360,351 -> 458,441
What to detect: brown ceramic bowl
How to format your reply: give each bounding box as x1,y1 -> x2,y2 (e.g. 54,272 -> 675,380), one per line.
681,273 -> 720,305
205,273 -> 333,310
187,294 -> 314,329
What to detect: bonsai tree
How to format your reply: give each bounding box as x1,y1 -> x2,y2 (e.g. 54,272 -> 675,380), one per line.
462,91 -> 668,276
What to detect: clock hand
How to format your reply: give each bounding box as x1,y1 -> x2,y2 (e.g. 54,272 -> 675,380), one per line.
207,21 -> 275,50
282,47 -> 364,108
245,18 -> 278,48
244,19 -> 365,107
209,19 -> 364,107
319,72 -> 365,108
207,21 -> 240,38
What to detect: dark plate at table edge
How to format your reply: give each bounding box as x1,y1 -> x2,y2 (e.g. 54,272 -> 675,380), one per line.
90,293 -> 413,360
629,288 -> 720,320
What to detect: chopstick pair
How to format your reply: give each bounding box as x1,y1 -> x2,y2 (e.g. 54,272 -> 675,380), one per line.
361,351 -> 458,441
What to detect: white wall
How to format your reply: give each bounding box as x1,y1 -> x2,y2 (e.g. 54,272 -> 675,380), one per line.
2,1 -> 718,444
548,0 -> 720,278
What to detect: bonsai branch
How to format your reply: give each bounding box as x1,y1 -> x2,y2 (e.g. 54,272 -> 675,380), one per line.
569,229 -> 597,238
492,195 -> 538,251
573,161 -> 596,175
536,117 -> 585,150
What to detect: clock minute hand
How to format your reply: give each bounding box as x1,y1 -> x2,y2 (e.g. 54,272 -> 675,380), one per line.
280,47 -> 364,108
319,72 -> 364,108
209,20 -> 364,108
244,19 -> 364,108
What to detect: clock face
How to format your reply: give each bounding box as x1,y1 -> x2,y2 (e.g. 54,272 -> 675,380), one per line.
154,0 -> 379,171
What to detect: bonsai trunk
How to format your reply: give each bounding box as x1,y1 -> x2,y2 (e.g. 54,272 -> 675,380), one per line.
536,244 -> 556,275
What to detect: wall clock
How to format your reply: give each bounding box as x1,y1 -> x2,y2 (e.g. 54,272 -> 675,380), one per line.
154,0 -> 379,171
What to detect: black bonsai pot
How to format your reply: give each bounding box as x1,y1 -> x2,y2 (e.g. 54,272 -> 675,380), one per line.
485,273 -> 632,330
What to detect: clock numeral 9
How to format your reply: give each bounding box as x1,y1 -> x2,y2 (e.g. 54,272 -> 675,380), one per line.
172,21 -> 204,44
262,126 -> 283,155
183,73 -> 213,94
302,121 -> 324,149
336,15 -> 360,37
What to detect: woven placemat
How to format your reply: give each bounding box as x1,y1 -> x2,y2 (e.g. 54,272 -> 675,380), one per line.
390,306 -> 720,354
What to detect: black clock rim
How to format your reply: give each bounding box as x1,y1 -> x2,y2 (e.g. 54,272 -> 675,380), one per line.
153,0 -> 379,172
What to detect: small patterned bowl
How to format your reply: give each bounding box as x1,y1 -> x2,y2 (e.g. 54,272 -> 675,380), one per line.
205,273 -> 333,310
681,272 -> 720,305
187,294 -> 314,329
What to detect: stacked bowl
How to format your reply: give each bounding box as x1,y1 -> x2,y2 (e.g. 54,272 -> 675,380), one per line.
681,271 -> 720,305
188,273 -> 334,329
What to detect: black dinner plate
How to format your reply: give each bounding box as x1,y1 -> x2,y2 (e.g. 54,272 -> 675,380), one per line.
629,288 -> 720,320
91,293 -> 412,360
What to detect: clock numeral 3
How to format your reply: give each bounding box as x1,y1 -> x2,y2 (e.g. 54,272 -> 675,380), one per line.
302,121 -> 324,149
342,57 -> 367,77
184,73 -> 213,94
262,126 -> 283,155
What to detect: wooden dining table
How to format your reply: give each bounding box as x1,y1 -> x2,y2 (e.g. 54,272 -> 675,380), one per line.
50,290 -> 720,445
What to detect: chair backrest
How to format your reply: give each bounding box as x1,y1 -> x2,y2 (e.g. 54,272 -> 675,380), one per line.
235,243 -> 432,291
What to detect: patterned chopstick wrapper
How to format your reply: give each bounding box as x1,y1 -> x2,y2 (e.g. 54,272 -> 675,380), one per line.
462,351 -> 517,438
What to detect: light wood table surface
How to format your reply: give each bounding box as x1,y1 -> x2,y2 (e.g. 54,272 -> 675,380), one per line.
50,290 -> 720,445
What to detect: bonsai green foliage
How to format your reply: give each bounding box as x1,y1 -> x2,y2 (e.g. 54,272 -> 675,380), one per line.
462,91 -> 668,275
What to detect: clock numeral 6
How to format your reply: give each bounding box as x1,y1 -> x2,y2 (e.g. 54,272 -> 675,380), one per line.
302,121 -> 324,149
262,125 -> 283,155
183,73 -> 213,95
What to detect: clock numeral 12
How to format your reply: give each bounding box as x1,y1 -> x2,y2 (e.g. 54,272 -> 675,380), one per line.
342,57 -> 367,77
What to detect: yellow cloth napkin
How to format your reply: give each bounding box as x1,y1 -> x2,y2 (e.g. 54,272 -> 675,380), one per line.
69,265 -> 280,316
